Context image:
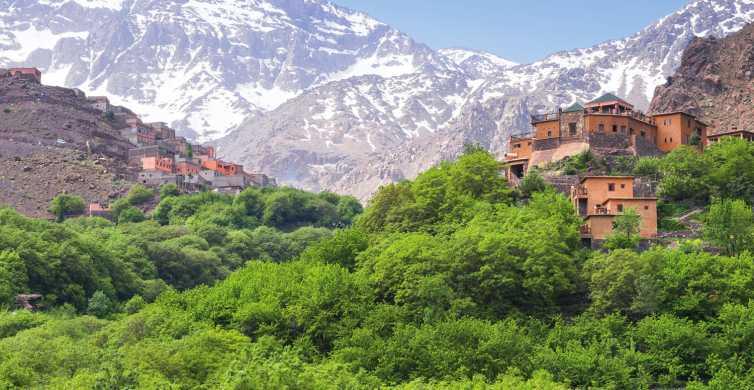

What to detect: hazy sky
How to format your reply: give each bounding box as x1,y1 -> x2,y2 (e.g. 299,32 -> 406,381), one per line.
336,0 -> 690,64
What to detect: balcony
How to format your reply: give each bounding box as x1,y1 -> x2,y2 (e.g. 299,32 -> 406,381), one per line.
572,185 -> 588,198
580,224 -> 592,236
531,112 -> 560,123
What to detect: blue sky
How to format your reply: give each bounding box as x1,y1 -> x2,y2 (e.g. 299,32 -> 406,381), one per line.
336,0 -> 689,64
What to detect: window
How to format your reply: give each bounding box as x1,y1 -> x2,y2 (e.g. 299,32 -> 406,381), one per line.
612,125 -> 618,132
569,122 -> 577,136
514,143 -> 521,149
621,126 -> 626,133
641,130 -> 646,137
670,137 -> 673,143
598,124 -> 605,132
617,204 -> 624,212
547,130 -> 552,137
608,183 -> 616,191
620,184 -> 626,189
644,205 -> 649,210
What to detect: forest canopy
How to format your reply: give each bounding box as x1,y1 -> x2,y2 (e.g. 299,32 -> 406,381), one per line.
1,148 -> 754,388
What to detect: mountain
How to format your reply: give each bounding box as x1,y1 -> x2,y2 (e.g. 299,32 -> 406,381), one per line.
3,0 -> 754,200
649,22 -> 754,133
219,0 -> 754,200
438,48 -> 517,79
0,0 -> 451,141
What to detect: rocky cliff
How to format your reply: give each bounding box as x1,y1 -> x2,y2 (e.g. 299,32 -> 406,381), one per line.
649,22 -> 754,133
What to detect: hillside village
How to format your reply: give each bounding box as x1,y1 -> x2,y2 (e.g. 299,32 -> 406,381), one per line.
505,92 -> 754,247
0,67 -> 276,218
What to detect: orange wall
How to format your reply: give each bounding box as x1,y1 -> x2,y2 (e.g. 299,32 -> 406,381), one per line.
142,157 -> 173,173
508,138 -> 533,160
583,115 -> 657,143
654,113 -> 707,152
581,177 -> 635,214
534,120 -> 559,139
586,215 -> 615,240
603,198 -> 658,238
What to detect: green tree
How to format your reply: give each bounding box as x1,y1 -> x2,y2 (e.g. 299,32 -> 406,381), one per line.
518,169 -> 548,198
159,183 -> 180,198
657,146 -> 710,203
703,198 -> 753,256
87,291 -> 113,318
49,194 -> 86,222
604,208 -> 642,250
117,206 -> 146,224
126,184 -> 154,205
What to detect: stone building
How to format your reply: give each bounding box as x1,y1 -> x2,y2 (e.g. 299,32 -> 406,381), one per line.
87,96 -> 111,112
4,67 -> 42,83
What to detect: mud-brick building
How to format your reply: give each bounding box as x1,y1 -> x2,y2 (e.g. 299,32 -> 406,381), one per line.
504,93 -> 708,182
570,176 -> 657,247
3,67 -> 42,83
707,128 -> 754,144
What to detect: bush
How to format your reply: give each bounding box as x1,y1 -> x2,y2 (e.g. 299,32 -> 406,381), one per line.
117,206 -> 146,224
159,184 -> 180,198
126,185 -> 154,205
49,194 -> 86,222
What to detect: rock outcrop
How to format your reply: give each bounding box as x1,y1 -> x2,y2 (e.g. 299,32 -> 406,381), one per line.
649,22 -> 754,133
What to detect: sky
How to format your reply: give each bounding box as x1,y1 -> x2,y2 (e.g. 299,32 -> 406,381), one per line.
335,0 -> 690,64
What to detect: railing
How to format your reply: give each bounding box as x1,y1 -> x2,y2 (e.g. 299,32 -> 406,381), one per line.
572,185 -> 587,197
594,206 -> 611,215
580,224 -> 592,235
531,112 -> 560,123
586,109 -> 656,125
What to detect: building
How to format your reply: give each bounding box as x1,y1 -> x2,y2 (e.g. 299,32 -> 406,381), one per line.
148,122 -> 176,140
505,93 -> 708,180
141,156 -> 174,173
175,159 -> 201,176
200,157 -> 243,176
6,67 -> 41,83
121,125 -> 156,146
87,96 -> 111,112
707,128 -> 754,144
138,170 -> 182,187
653,111 -> 708,152
88,202 -> 112,220
570,176 -> 657,246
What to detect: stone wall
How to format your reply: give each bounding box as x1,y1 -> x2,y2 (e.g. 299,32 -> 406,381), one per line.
533,137 -> 560,151
587,132 -> 631,149
559,112 -> 584,138
633,134 -> 664,157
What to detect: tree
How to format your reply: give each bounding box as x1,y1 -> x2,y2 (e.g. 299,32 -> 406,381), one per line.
159,183 -> 180,198
87,291 -> 113,318
657,146 -> 710,203
604,208 -> 641,250
126,184 -> 154,205
49,194 -> 86,222
186,143 -> 194,159
703,198 -> 753,256
518,169 -> 548,198
117,206 -> 146,224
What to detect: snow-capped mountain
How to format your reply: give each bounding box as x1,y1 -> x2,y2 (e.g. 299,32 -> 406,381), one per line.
438,48 -> 517,79
2,0 -> 754,200
218,0 -> 754,200
0,0 -> 452,140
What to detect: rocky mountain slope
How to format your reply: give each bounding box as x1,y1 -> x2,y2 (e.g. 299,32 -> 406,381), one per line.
0,0 -> 454,141
219,0 -> 754,200
0,75 -> 133,217
649,22 -> 754,133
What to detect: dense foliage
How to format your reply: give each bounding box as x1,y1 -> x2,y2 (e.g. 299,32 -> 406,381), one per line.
2,148 -> 754,388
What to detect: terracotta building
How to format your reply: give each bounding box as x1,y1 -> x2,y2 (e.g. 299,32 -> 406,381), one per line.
707,128 -> 754,144
570,176 -> 657,244
141,156 -> 174,173
653,111 -> 708,152
7,67 -> 41,83
505,93 -> 707,179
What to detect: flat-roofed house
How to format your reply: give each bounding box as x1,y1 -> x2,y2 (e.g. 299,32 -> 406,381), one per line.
571,176 -> 658,246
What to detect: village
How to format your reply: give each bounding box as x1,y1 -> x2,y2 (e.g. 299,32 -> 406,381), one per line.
0,67 -> 276,217
504,93 -> 754,248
